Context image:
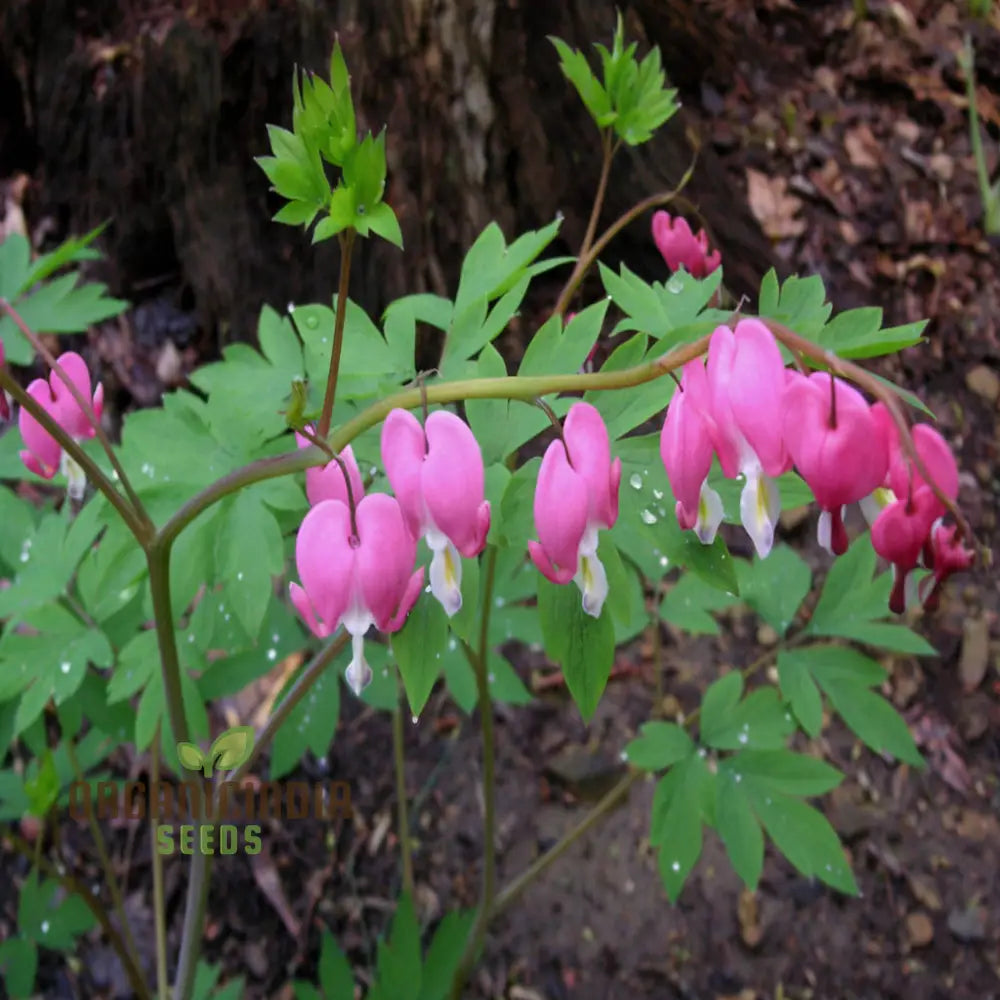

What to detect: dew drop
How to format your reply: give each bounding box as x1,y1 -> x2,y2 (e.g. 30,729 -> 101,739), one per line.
60,661 -> 71,674
619,750 -> 629,762
306,316 -> 319,329
734,772 -> 742,783
659,556 -> 669,568
448,638 -> 457,651
19,552 -> 29,563
188,634 -> 195,643
671,861 -> 680,872
494,597 -> 505,608
271,633 -> 280,643
738,732 -> 748,745
629,473 -> 643,490
666,277 -> 684,294
488,672 -> 496,683
40,920 -> 50,934
237,571 -> 244,581
369,466 -> 378,477
382,668 -> 389,678
267,648 -> 277,661
424,585 -> 432,594
640,508 -> 658,525
287,302 -> 296,313
411,715 -> 419,725
652,489 -> 664,500
224,614 -> 231,622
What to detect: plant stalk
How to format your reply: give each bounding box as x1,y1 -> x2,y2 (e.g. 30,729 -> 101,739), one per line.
393,688 -> 415,899
317,229 -> 356,439
151,726 -> 171,1000
450,546 -> 499,998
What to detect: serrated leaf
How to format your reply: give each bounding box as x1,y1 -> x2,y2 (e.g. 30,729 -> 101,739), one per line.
735,545 -> 811,635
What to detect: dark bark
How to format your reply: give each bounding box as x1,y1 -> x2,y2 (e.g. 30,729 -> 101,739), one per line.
1,0 -> 776,354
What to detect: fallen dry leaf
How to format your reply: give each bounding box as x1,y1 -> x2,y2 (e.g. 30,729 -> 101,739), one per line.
746,168 -> 807,240
905,911 -> 934,949
250,846 -> 301,938
844,124 -> 881,169
959,616 -> 990,692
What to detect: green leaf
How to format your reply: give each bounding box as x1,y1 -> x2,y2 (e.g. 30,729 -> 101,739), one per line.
715,773 -> 764,890
747,789 -> 858,895
596,532 -> 632,626
18,874 -> 97,949
624,721 -> 694,771
735,545 -> 811,635
721,750 -> 843,797
0,938 -> 37,998
698,671 -> 744,742
650,753 -> 712,901
417,911 -> 477,1000
209,725 -> 256,772
392,596 -> 449,717
536,577 -> 615,721
317,930 -> 354,998
366,201 -> 404,248
659,571 -> 738,636
373,894 -> 422,1000
518,300 -> 607,377
777,650 -> 824,737
214,490 -> 284,638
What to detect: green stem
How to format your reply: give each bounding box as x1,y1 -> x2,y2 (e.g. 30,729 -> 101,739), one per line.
156,335 -> 713,549
0,367 -> 147,540
316,229 -> 356,439
450,546 -> 499,998
172,849 -> 211,1000
65,740 -> 144,978
0,297 -> 152,532
393,687 -> 415,899
553,157 -> 698,319
960,33 -> 1000,235
553,130 -> 615,317
151,726 -> 171,1000
2,826 -> 153,1000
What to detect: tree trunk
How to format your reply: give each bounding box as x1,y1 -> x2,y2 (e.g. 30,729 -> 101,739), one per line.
1,0 -> 776,360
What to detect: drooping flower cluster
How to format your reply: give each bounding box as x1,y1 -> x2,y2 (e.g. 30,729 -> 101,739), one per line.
651,210 -> 721,279
17,351 -> 103,500
289,408 -> 490,694
659,319 -> 973,609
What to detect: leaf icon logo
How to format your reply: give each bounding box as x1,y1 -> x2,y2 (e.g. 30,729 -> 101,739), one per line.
175,726 -> 255,778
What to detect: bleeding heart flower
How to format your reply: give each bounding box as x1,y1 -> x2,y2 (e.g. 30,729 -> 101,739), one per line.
918,522 -> 974,611
660,359 -> 724,545
19,352 -> 104,499
295,428 -> 364,508
529,402 -> 621,617
651,211 -> 721,278
381,409 -> 490,617
888,423 -> 958,518
289,494 -> 424,694
871,489 -> 941,613
782,372 -> 889,556
705,321 -> 792,557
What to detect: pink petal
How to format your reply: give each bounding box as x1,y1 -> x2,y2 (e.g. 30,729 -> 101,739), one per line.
380,408 -> 426,538
294,500 -> 356,632
888,424 -> 958,510
705,327 -> 743,477
355,493 -> 418,632
660,362 -> 714,523
563,402 -> 618,529
528,540 -> 576,585
728,319 -> 790,476
289,582 -> 329,638
532,439 -> 588,578
51,352 -> 97,440
422,410 -> 488,557
782,373 -> 888,511
383,568 -> 425,632
18,378 -> 62,477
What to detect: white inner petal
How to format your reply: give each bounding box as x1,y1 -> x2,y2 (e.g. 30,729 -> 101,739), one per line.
573,548 -> 608,619
739,466 -> 780,559
429,540 -> 463,617
345,632 -> 372,696
61,450 -> 87,501
695,483 -> 724,545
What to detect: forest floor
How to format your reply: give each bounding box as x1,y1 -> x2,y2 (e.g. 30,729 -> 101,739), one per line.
4,1 -> 1000,999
